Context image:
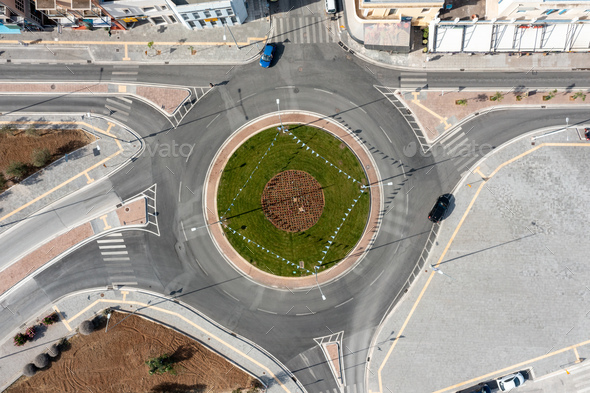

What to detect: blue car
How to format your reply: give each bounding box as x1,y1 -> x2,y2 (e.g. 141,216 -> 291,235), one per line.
259,44 -> 276,68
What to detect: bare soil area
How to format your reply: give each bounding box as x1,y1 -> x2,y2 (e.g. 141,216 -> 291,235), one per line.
0,128 -> 94,191
7,312 -> 258,393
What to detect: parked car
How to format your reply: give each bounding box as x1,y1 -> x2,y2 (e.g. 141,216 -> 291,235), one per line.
584,128 -> 590,140
471,385 -> 491,393
259,44 -> 276,68
428,194 -> 451,223
497,372 -> 525,391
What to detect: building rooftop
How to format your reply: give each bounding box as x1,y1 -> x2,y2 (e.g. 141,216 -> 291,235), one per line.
35,0 -> 56,10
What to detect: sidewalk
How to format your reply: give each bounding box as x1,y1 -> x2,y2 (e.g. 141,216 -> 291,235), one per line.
0,16 -> 271,65
366,126 -> 590,393
0,289 -> 304,393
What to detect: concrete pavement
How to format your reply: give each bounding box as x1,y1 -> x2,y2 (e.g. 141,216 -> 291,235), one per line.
0,288 -> 305,392
367,124 -> 590,393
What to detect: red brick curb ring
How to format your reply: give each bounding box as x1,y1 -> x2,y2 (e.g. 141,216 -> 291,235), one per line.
203,112 -> 383,290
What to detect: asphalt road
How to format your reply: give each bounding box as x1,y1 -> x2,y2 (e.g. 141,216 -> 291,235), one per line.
1,41 -> 590,393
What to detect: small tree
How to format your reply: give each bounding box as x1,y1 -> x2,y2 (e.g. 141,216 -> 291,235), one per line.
23,363 -> 37,377
490,91 -> 504,102
26,326 -> 36,339
573,91 -> 587,101
79,320 -> 94,335
47,343 -> 60,357
456,99 -> 467,106
31,148 -> 51,168
146,354 -> 175,375
33,353 -> 49,369
544,89 -> 557,100
6,161 -> 27,179
147,41 -> 154,49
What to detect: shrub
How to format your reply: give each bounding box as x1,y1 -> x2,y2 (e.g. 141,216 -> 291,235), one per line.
31,148 -> 51,168
13,333 -> 27,346
6,161 -> 28,179
456,99 -> 467,106
146,354 -> 175,375
23,363 -> 37,377
490,92 -> 504,102
25,126 -> 40,137
42,312 -> 59,326
573,91 -> 587,101
33,353 -> 49,369
79,320 -> 94,335
0,125 -> 16,136
147,41 -> 154,49
47,343 -> 60,357
26,326 -> 36,339
0,172 -> 6,189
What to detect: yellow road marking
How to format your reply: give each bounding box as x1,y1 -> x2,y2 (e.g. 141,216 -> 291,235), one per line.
411,99 -> 446,121
118,85 -> 127,93
105,122 -> 122,149
0,149 -> 121,223
574,347 -> 582,363
474,167 -> 487,179
123,43 -> 130,60
434,339 -> 590,392
120,291 -> 128,301
84,171 -> 95,184
67,299 -> 292,393
53,305 -> 72,331
375,141 -> 590,393
100,215 -> 112,230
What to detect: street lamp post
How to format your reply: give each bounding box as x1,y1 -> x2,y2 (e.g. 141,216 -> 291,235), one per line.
430,264 -> 454,280
276,99 -> 287,133
314,266 -> 326,300
105,311 -> 112,333
532,118 -> 572,142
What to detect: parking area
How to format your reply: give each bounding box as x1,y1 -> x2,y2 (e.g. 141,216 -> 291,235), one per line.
367,126 -> 590,393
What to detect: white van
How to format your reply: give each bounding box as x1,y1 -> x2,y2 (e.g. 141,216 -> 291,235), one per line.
325,0 -> 336,14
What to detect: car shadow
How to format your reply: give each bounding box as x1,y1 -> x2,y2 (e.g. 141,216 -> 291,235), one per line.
272,42 -> 285,66
442,193 -> 455,220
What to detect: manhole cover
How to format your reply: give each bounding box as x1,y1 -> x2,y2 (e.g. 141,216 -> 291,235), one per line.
294,88 -> 299,93
50,84 -> 55,90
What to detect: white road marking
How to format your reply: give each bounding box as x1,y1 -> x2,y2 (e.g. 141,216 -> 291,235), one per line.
206,114 -> 220,128
314,88 -> 333,95
99,245 -> 127,249
100,251 -> 129,255
222,290 -> 240,302
103,257 -> 131,261
379,126 -> 393,144
195,258 -> 208,276
257,308 -> 278,315
106,233 -> 123,237
97,239 -> 125,243
178,181 -> 182,203
335,298 -> 354,308
369,270 -> 384,286
181,221 -> 188,242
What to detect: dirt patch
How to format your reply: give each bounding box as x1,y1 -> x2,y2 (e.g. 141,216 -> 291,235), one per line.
7,312 -> 259,393
0,128 -> 94,190
261,170 -> 325,232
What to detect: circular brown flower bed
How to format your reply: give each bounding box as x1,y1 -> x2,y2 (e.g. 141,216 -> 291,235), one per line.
261,170 -> 324,232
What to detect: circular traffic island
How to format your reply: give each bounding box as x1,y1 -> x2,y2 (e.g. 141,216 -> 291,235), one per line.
216,125 -> 370,277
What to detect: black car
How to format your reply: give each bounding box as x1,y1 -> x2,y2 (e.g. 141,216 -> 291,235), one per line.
428,194 -> 451,223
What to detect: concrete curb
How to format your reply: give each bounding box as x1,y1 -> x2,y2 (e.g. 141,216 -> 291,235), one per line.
202,110 -> 383,291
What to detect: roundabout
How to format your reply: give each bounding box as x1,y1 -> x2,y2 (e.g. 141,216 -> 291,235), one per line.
205,112 -> 383,287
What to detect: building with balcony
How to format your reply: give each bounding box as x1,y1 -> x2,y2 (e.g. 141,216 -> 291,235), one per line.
488,0 -> 590,21
99,0 -> 247,29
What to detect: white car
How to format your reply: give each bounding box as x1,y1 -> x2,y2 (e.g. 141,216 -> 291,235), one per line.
497,372 -> 525,391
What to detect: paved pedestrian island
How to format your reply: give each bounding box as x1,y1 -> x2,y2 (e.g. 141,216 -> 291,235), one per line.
367,125 -> 590,393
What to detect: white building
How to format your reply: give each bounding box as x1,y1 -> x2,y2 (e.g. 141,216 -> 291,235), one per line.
488,0 -> 590,21
100,0 -> 247,29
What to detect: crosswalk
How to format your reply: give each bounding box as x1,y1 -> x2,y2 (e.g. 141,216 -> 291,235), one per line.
399,72 -> 428,90
110,65 -> 138,82
97,233 -> 138,287
435,128 -> 482,173
572,364 -> 590,392
272,16 -> 336,44
317,383 -> 357,393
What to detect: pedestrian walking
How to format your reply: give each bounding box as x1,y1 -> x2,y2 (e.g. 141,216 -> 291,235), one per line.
108,29 -> 112,37
209,83 -> 214,88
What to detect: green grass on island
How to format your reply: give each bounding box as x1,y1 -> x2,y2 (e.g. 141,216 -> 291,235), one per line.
216,125 -> 370,277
